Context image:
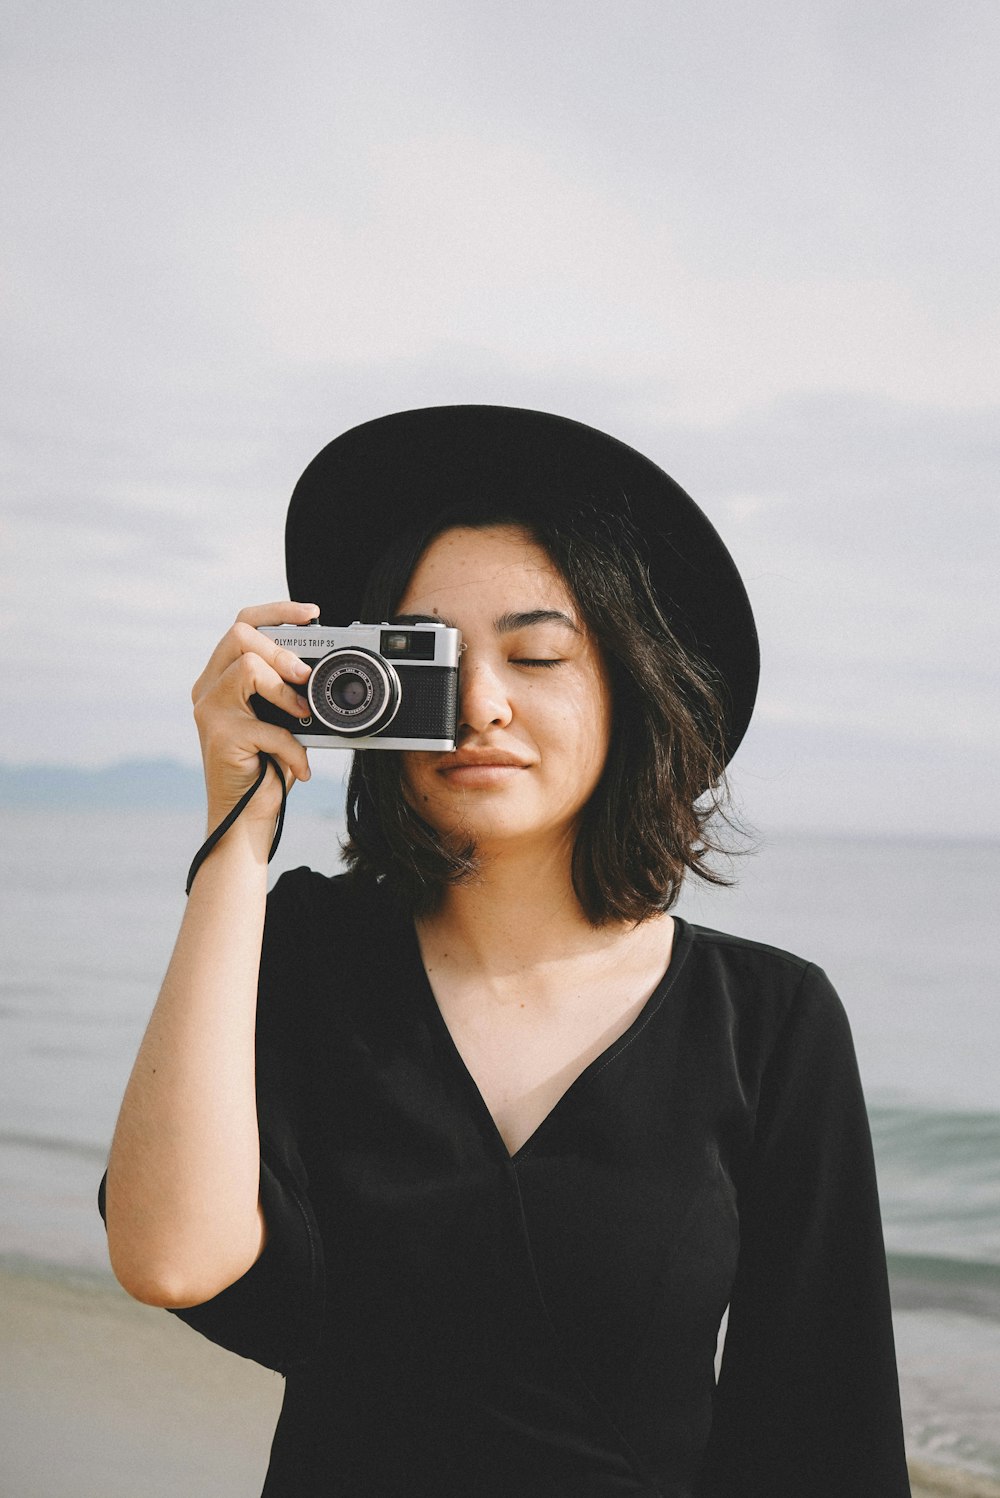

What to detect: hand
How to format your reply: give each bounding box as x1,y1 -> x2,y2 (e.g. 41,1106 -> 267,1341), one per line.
191,601 -> 320,828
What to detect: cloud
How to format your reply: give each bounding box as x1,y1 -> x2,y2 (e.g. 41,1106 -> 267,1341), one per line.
641,395 -> 999,782
2,2 -> 997,833
5,2 -> 999,422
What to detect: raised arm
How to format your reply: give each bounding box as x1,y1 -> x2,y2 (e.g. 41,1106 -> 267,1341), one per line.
103,601 -> 317,1308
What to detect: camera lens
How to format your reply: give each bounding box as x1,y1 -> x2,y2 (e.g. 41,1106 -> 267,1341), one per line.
307,648 -> 401,736
330,672 -> 369,711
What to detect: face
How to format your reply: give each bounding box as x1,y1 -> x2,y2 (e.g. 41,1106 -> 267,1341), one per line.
395,526 -> 613,858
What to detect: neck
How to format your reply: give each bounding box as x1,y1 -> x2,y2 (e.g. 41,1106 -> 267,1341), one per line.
418,833 -> 617,972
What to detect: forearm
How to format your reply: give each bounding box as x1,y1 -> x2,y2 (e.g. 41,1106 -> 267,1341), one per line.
105,816 -> 272,1307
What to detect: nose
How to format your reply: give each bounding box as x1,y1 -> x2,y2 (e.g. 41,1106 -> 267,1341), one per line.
457,653 -> 513,734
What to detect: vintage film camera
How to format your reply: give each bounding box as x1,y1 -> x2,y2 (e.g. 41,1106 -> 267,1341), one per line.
254,621 -> 461,750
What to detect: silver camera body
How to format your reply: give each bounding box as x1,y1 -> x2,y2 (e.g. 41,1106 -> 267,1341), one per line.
254,621 -> 461,750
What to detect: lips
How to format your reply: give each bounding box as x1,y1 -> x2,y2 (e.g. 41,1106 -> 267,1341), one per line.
445,753 -> 528,769
438,746 -> 532,775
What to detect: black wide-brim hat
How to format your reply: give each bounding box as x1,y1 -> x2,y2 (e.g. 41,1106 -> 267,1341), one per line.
285,405 -> 759,766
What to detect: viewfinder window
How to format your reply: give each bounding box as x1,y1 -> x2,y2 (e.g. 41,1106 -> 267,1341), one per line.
381,629 -> 437,660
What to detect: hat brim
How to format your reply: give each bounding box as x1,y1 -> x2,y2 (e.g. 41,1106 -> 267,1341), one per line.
285,405 -> 759,767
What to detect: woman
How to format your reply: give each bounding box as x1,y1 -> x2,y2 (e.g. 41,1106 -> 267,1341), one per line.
101,407 -> 911,1496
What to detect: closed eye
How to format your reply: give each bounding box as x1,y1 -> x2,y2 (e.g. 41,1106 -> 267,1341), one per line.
511,658 -> 563,668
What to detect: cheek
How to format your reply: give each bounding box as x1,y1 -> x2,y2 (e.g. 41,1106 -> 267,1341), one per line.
400,754 -> 437,809
580,716 -> 612,786
547,683 -> 612,782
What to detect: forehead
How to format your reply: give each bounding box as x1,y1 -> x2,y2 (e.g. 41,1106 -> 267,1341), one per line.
398,525 -> 577,616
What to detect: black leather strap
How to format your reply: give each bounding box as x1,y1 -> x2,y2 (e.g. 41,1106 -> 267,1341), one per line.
185,753 -> 288,895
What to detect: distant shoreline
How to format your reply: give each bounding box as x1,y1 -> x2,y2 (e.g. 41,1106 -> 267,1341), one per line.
0,758 -> 348,811
2,763 -> 999,845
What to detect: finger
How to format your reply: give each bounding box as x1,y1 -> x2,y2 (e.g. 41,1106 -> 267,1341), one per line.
235,601 -> 320,629
198,705 -> 313,788
197,651 -> 307,725
234,721 -> 312,784
231,651 -> 312,722
196,610 -> 318,700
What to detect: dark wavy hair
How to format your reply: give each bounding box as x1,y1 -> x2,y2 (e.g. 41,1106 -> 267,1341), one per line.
342,499 -> 741,925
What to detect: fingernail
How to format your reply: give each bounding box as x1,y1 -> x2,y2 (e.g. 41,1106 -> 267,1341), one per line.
296,695 -> 310,714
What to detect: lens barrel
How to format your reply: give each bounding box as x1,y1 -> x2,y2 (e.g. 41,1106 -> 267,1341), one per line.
307,649 -> 401,735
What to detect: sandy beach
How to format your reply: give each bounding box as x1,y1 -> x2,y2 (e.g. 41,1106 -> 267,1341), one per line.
2,1263 -> 997,1498
1,1264 -> 281,1498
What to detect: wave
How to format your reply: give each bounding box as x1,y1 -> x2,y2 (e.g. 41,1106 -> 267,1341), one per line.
870,1104 -> 1000,1158
870,1105 -> 1000,1260
888,1251 -> 1000,1323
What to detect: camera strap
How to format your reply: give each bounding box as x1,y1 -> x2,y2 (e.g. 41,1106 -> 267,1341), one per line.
185,752 -> 287,896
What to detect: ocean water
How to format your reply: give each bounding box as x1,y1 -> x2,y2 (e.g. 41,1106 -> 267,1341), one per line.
1,807 -> 998,1478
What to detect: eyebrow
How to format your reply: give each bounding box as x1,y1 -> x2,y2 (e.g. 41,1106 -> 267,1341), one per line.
393,609 -> 582,635
494,609 -> 581,636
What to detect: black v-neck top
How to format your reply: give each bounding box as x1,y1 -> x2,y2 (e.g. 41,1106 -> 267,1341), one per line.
140,868 -> 909,1496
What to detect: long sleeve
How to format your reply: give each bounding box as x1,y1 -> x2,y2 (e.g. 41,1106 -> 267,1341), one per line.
697,963 -> 910,1497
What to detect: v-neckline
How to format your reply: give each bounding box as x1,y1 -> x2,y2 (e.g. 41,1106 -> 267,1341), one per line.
408,917 -> 694,1164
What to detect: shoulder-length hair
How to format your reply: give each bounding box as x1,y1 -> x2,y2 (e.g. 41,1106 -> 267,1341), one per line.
341,499 -> 740,924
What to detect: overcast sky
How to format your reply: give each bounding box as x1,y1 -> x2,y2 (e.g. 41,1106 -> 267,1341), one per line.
2,0 -> 997,835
